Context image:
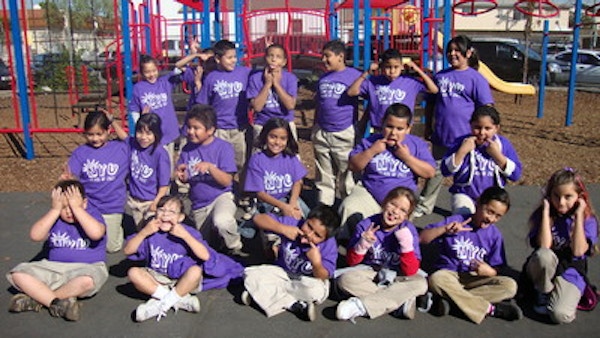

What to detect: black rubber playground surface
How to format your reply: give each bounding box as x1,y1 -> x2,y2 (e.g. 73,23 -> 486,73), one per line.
1,185 -> 599,337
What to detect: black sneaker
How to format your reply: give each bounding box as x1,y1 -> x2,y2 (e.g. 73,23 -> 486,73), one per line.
8,293 -> 42,313
417,292 -> 433,313
228,247 -> 250,258
288,300 -> 316,321
491,300 -> 523,321
48,298 -> 81,321
430,294 -> 450,317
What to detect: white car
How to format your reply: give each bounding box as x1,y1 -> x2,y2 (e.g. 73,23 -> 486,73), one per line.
547,49 -> 600,85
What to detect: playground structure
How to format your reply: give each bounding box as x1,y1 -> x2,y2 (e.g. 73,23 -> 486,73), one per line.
0,0 -> 595,159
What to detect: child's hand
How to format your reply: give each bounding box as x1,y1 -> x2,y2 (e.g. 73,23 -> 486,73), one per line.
404,60 -> 417,71
542,198 -> 550,216
470,260 -> 495,276
64,185 -> 84,210
140,218 -> 160,236
141,106 -> 151,115
263,67 -> 274,87
98,107 -> 115,122
271,67 -> 282,84
176,164 -> 189,182
264,35 -> 274,48
369,62 -> 379,74
282,203 -> 302,220
59,162 -> 75,181
306,242 -> 322,265
445,217 -> 472,235
576,198 -> 587,217
460,136 -> 477,153
362,222 -> 380,243
281,225 -> 303,241
50,188 -> 63,211
484,138 -> 501,158
169,222 -> 188,239
371,139 -> 388,155
392,142 -> 411,160
193,162 -> 213,176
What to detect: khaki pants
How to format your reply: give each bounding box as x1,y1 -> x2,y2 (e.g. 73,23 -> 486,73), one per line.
525,248 -> 582,324
417,144 -> 447,215
103,213 -> 124,253
244,265 -> 329,317
192,192 -> 242,251
127,196 -> 154,230
338,183 -> 381,240
429,269 -> 517,324
311,125 -> 355,206
215,128 -> 250,173
337,268 -> 428,319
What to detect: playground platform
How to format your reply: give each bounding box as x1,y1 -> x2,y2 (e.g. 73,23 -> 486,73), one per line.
1,185 -> 599,337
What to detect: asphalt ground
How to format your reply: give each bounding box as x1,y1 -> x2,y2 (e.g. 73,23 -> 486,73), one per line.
1,185 -> 599,337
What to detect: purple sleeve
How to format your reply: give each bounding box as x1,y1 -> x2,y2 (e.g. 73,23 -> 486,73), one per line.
285,71 -> 298,97
182,67 -> 195,85
584,216 -> 599,246
320,237 -> 338,277
243,154 -> 263,192
412,136 -> 436,169
218,140 -> 238,174
486,228 -> 507,267
246,71 -> 262,99
126,235 -> 149,261
195,75 -> 211,104
358,79 -> 370,97
291,156 -> 308,182
500,136 -> 522,182
128,84 -> 142,112
473,74 -> 494,107
440,136 -> 466,177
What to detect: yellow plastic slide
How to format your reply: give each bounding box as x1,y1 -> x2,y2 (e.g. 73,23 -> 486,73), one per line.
435,32 -> 536,95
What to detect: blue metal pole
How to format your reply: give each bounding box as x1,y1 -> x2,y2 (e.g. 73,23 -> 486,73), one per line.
383,10 -> 389,50
121,0 -> 135,136
183,6 -> 189,54
143,0 -> 151,55
330,0 -> 338,40
565,0 -> 582,126
364,0 -> 371,70
537,20 -> 549,119
202,0 -> 211,48
214,0 -> 221,41
8,0 -> 34,159
234,0 -> 244,63
443,0 -> 451,69
353,0 -> 360,67
423,0 -> 430,72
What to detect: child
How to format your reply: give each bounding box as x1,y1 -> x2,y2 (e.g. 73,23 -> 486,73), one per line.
195,39 -> 251,172
247,43 -> 299,143
176,104 -> 247,258
415,35 -> 494,218
312,39 -> 362,207
105,110 -> 171,227
336,187 -> 427,322
241,205 -> 340,321
177,45 -> 216,112
441,105 -> 522,215
244,117 -> 309,220
347,48 -> 438,132
129,54 -> 184,165
66,111 -> 129,253
419,186 -> 522,324
124,195 -> 244,322
339,103 -> 435,238
523,168 -> 598,324
7,180 -> 108,321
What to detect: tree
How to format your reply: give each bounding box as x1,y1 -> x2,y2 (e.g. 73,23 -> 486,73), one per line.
39,1 -> 65,31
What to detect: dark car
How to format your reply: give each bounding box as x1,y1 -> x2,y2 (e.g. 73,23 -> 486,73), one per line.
471,38 -> 543,84
0,59 -> 12,89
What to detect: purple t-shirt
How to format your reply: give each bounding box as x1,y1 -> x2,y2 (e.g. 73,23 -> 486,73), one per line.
426,214 -> 507,272
128,71 -> 182,145
68,141 -> 129,214
244,151 -> 307,200
47,205 -> 106,264
349,214 -> 421,272
273,214 -> 338,278
316,67 -> 362,132
182,67 -> 199,111
177,137 -> 237,210
127,223 -> 204,277
360,75 -> 426,129
195,66 -> 251,129
247,69 -> 298,125
432,67 -> 494,148
442,135 -> 522,201
350,134 -> 435,203
528,214 -> 598,292
127,138 -> 171,202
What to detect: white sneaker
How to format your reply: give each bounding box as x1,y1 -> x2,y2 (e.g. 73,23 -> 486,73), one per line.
174,294 -> 200,313
399,297 -> 416,320
136,298 -> 167,322
241,290 -> 252,306
336,297 -> 367,323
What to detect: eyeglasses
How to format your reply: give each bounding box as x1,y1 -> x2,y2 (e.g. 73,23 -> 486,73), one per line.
156,208 -> 179,216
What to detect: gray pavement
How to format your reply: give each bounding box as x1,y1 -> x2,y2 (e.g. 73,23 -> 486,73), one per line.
1,185 -> 599,337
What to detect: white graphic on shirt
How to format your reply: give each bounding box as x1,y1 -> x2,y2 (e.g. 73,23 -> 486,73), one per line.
130,150 -> 154,183
263,171 -> 293,194
50,231 -> 90,249
372,152 -> 411,177
473,151 -> 497,178
283,242 -> 313,274
375,85 -> 407,105
451,236 -> 487,267
265,92 -> 281,109
368,242 -> 400,268
319,81 -> 347,99
438,76 -> 466,98
82,159 -> 120,182
187,156 -> 203,178
213,80 -> 244,99
551,226 -> 569,250
140,92 -> 168,110
150,244 -> 183,272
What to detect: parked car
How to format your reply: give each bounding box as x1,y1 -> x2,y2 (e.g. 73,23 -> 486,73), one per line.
547,49 -> 600,85
0,59 -> 12,89
471,37 -> 543,84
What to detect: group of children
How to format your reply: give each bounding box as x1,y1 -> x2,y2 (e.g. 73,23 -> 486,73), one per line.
5,35 -> 598,326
